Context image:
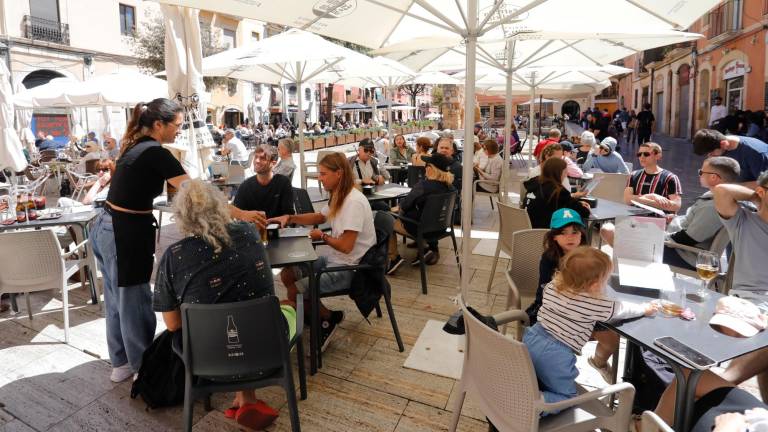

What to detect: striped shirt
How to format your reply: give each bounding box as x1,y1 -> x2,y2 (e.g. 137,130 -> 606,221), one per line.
537,282 -> 645,353
627,168 -> 682,199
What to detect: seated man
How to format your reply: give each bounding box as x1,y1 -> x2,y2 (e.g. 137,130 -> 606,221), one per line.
713,171 -> 768,400
220,128 -> 250,167
601,142 -> 682,245
387,153 -> 456,273
533,128 -> 561,159
272,138 -> 296,180
269,153 -> 376,350
153,180 -> 291,429
233,144 -> 294,219
693,129 -> 768,188
348,138 -> 389,186
435,134 -> 462,192
663,157 -> 740,270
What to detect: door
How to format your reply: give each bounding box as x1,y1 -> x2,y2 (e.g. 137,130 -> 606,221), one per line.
678,84 -> 690,138
655,92 -> 664,133
726,77 -> 744,114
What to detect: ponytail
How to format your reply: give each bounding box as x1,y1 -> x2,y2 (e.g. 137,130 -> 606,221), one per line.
120,98 -> 183,158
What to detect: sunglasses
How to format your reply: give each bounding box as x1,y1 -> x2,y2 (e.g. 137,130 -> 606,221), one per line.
698,169 -> 720,177
636,152 -> 653,158
362,148 -> 375,154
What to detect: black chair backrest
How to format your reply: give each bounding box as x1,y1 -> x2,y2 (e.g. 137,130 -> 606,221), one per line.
84,159 -> 100,174
292,187 -> 314,214
407,165 -> 426,188
180,296 -> 289,378
419,192 -> 457,235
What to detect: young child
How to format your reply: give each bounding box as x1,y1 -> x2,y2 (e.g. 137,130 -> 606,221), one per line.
523,246 -> 655,407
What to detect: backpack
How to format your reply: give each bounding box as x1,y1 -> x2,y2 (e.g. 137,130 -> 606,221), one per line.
130,330 -> 186,409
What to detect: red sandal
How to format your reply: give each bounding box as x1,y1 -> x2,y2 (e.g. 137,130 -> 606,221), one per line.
235,401 -> 279,430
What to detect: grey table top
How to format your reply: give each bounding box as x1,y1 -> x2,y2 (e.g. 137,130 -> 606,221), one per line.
265,236 -> 318,268
588,199 -> 650,222
366,183 -> 411,202
0,207 -> 98,231
605,275 -> 768,365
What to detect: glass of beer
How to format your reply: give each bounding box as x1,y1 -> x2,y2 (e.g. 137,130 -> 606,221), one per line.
695,251 -> 719,299
256,211 -> 268,245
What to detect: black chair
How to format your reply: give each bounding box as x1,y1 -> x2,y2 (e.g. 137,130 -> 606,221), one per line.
406,165 -> 426,187
310,211 -> 405,371
175,295 -> 306,432
292,187 -> 314,214
391,192 -> 460,294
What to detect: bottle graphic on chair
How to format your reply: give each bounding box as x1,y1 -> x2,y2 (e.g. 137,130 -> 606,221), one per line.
226,315 -> 239,344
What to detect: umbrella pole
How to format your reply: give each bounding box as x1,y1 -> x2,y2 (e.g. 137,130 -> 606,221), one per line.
297,62 -> 307,190
502,58 -> 513,197
460,0 -> 478,299
538,94 -> 543,140
528,73 -> 536,166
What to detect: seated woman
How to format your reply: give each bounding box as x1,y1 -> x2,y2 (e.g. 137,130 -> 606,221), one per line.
58,159 -> 114,207
474,139 -> 503,193
523,157 -> 591,229
269,152 -> 376,350
576,131 -> 596,165
386,153 -> 456,273
527,144 -> 574,191
153,179 -> 293,429
389,134 -> 414,165
582,137 -> 630,174
525,208 -> 587,325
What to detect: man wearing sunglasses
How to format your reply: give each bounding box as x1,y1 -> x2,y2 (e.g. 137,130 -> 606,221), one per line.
349,138 -> 389,186
692,129 -> 768,189
623,142 -> 682,213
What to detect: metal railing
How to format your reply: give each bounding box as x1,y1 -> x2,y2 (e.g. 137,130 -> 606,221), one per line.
707,0 -> 740,39
23,15 -> 70,45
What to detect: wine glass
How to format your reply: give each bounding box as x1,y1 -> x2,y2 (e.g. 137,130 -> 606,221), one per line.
695,251 -> 720,299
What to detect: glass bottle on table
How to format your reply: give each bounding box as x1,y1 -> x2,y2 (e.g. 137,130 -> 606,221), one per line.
695,251 -> 719,299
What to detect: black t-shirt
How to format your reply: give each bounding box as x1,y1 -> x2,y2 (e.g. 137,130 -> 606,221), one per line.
233,174 -> 295,219
153,222 -> 274,312
107,138 -> 186,210
636,110 -> 655,131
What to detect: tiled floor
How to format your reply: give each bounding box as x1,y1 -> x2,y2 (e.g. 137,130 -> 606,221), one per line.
0,134 -> 756,431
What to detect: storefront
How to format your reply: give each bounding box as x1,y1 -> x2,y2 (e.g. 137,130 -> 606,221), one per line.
722,59 -> 746,114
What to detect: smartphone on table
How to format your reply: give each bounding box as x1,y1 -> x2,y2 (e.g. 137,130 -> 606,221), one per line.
653,336 -> 716,370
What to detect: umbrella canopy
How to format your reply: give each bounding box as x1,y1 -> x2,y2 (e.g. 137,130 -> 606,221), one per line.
14,77 -> 79,108
518,98 -> 557,105
337,102 -> 369,110
156,0 -> 720,305
425,112 -> 442,119
0,62 -> 27,171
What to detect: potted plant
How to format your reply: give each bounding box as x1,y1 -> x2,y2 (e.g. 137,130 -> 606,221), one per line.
302,136 -> 313,151
326,133 -> 337,147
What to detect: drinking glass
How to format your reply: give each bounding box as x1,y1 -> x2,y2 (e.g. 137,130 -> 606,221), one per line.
660,286 -> 685,317
695,251 -> 719,299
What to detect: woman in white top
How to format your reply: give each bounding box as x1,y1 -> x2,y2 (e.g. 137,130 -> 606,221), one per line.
475,139 -> 503,193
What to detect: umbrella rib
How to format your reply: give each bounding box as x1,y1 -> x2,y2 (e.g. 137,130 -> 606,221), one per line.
412,0 -> 465,35
601,38 -> 641,53
535,70 -> 567,86
624,0 -> 683,29
361,0 -> 458,36
565,40 -> 603,66
302,57 -> 344,83
512,73 -> 533,87
477,45 -> 505,70
576,70 -> 601,83
481,0 -> 548,34
379,1 -> 414,48
454,0 -> 469,29
449,47 -> 499,70
513,39 -> 554,69
478,0 -> 504,34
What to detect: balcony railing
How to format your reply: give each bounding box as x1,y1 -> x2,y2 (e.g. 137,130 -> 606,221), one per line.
23,15 -> 70,45
707,0 -> 740,39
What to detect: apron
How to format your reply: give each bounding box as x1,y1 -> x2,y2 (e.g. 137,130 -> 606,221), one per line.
107,205 -> 158,287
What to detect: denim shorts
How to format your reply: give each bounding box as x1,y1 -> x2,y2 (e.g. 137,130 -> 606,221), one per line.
523,323 -> 579,410
293,256 -> 354,297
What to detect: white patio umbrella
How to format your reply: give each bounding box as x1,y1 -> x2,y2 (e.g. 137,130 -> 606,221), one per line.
0,62 -> 27,171
161,4 -> 210,179
13,77 -> 79,108
15,107 -> 34,152
198,30 -> 410,188
156,0 -> 720,304
67,71 -> 168,107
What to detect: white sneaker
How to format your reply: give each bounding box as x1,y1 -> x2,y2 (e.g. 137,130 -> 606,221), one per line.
587,356 -> 614,383
110,364 -> 134,383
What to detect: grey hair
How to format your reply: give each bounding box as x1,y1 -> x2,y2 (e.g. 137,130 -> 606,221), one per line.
705,156 -> 741,183
580,131 -> 596,146
277,138 -> 294,153
172,179 -> 232,253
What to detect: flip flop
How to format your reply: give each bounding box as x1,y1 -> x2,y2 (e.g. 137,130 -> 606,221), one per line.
235,401 -> 279,430
223,406 -> 238,419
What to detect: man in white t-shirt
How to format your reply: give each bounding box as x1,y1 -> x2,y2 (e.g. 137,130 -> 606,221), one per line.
709,97 -> 727,127
220,129 -> 249,166
269,152 -> 376,350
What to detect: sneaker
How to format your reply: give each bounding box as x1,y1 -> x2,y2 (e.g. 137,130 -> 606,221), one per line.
330,310 -> 345,326
387,255 -> 405,275
110,364 -> 134,383
319,319 -> 340,352
425,250 -> 440,265
411,250 -> 434,266
587,356 -> 613,383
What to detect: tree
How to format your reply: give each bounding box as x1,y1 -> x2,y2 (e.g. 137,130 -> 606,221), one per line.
398,83 -> 427,109
431,85 -> 444,113
130,13 -> 235,92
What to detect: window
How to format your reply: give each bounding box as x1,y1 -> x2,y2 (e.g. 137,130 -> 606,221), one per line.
251,31 -> 260,42
119,4 -> 136,36
726,76 -> 744,113
634,89 -> 639,109
707,0 -> 742,38
30,0 -> 60,22
222,29 -> 236,49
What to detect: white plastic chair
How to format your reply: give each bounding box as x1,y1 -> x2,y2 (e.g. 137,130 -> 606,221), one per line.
0,229 -> 89,344
589,173 -> 629,203
305,150 -> 338,196
641,411 -> 674,432
449,296 -> 636,432
504,229 -> 549,312
66,169 -> 98,201
486,202 -> 532,292
473,178 -> 501,215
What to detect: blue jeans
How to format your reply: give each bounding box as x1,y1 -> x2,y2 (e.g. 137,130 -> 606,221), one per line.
91,210 -> 157,371
523,323 -> 579,409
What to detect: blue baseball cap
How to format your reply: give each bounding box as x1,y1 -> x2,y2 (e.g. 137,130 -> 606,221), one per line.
550,208 -> 585,229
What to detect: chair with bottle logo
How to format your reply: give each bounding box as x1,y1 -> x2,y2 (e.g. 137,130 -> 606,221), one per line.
175,295 -> 305,432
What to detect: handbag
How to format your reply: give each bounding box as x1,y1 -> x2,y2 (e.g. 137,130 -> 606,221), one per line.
130,330 -> 185,409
